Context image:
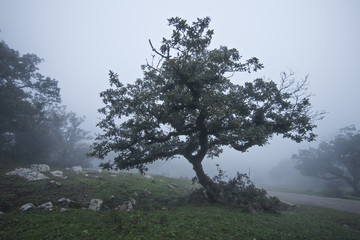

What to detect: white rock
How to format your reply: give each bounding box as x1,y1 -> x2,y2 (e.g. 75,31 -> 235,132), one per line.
59,208 -> 68,212
0,211 -> 4,215
20,203 -> 35,211
71,166 -> 83,173
88,199 -> 103,211
6,168 -> 49,181
58,198 -> 71,205
31,164 -> 50,172
51,170 -> 67,179
144,174 -> 153,179
144,189 -> 152,196
168,183 -> 179,189
117,200 -> 134,212
38,202 -> 53,210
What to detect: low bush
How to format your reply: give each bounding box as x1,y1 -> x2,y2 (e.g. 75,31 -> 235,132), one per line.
188,165 -> 280,212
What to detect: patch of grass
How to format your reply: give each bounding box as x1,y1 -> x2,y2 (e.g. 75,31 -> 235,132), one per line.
1,160 -> 360,239
1,205 -> 360,239
0,161 -> 195,212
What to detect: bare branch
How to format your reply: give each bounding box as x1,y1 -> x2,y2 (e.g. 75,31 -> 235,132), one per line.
148,39 -> 167,59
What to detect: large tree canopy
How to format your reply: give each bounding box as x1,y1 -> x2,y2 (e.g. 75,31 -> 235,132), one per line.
295,125 -> 360,196
90,17 -> 323,201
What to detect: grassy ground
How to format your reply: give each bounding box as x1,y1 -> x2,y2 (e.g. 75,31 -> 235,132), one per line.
1,160 -> 360,240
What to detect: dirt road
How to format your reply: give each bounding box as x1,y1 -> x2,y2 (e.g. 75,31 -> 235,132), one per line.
268,191 -> 360,214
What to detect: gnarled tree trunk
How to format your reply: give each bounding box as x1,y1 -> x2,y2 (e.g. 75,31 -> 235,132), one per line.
191,161 -> 219,202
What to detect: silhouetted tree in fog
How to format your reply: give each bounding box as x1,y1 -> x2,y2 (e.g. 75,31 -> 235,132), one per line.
90,17 -> 324,201
295,125 -> 360,196
0,40 -> 90,166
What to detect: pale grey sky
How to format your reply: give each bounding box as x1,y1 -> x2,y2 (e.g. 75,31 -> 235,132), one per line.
1,0 -> 359,180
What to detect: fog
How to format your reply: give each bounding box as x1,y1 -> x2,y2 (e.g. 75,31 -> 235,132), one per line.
1,0 -> 360,188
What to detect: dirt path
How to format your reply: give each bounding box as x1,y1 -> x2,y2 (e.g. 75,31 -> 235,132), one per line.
268,191 -> 360,214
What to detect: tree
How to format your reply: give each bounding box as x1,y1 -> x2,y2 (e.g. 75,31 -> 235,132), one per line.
90,17 -> 323,201
0,39 -> 91,167
295,125 -> 360,196
0,40 -> 61,160
48,107 -> 92,167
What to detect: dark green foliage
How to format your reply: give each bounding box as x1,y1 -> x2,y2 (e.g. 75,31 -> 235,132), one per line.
295,125 -> 360,196
189,165 -> 280,212
0,40 -> 90,167
90,17 -> 323,200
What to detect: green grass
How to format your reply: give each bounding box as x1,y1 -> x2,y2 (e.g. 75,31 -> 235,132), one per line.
1,160 -> 360,240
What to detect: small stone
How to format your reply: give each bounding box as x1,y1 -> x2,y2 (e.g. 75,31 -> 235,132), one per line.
116,200 -> 134,212
168,183 -> 179,189
59,208 -> 68,212
144,189 -> 152,196
50,180 -> 62,187
144,174 -> 153,179
58,198 -> 71,206
71,166 -> 83,173
88,199 -> 103,211
20,203 -> 35,211
38,202 -> 53,211
51,170 -> 67,179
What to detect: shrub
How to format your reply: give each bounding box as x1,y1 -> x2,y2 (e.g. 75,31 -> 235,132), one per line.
188,165 -> 280,213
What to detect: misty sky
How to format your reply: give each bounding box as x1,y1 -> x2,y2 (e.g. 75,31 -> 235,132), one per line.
1,0 -> 359,180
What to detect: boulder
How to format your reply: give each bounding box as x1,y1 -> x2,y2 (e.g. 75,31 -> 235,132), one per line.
20,203 -> 35,211
38,202 -> 53,211
51,170 -> 67,179
58,198 -> 71,206
88,199 -> 103,211
116,199 -> 136,212
144,174 -> 153,179
71,166 -> 83,173
31,164 -> 50,172
6,168 -> 49,181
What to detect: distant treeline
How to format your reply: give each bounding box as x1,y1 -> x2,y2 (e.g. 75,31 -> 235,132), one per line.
0,39 -> 91,167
